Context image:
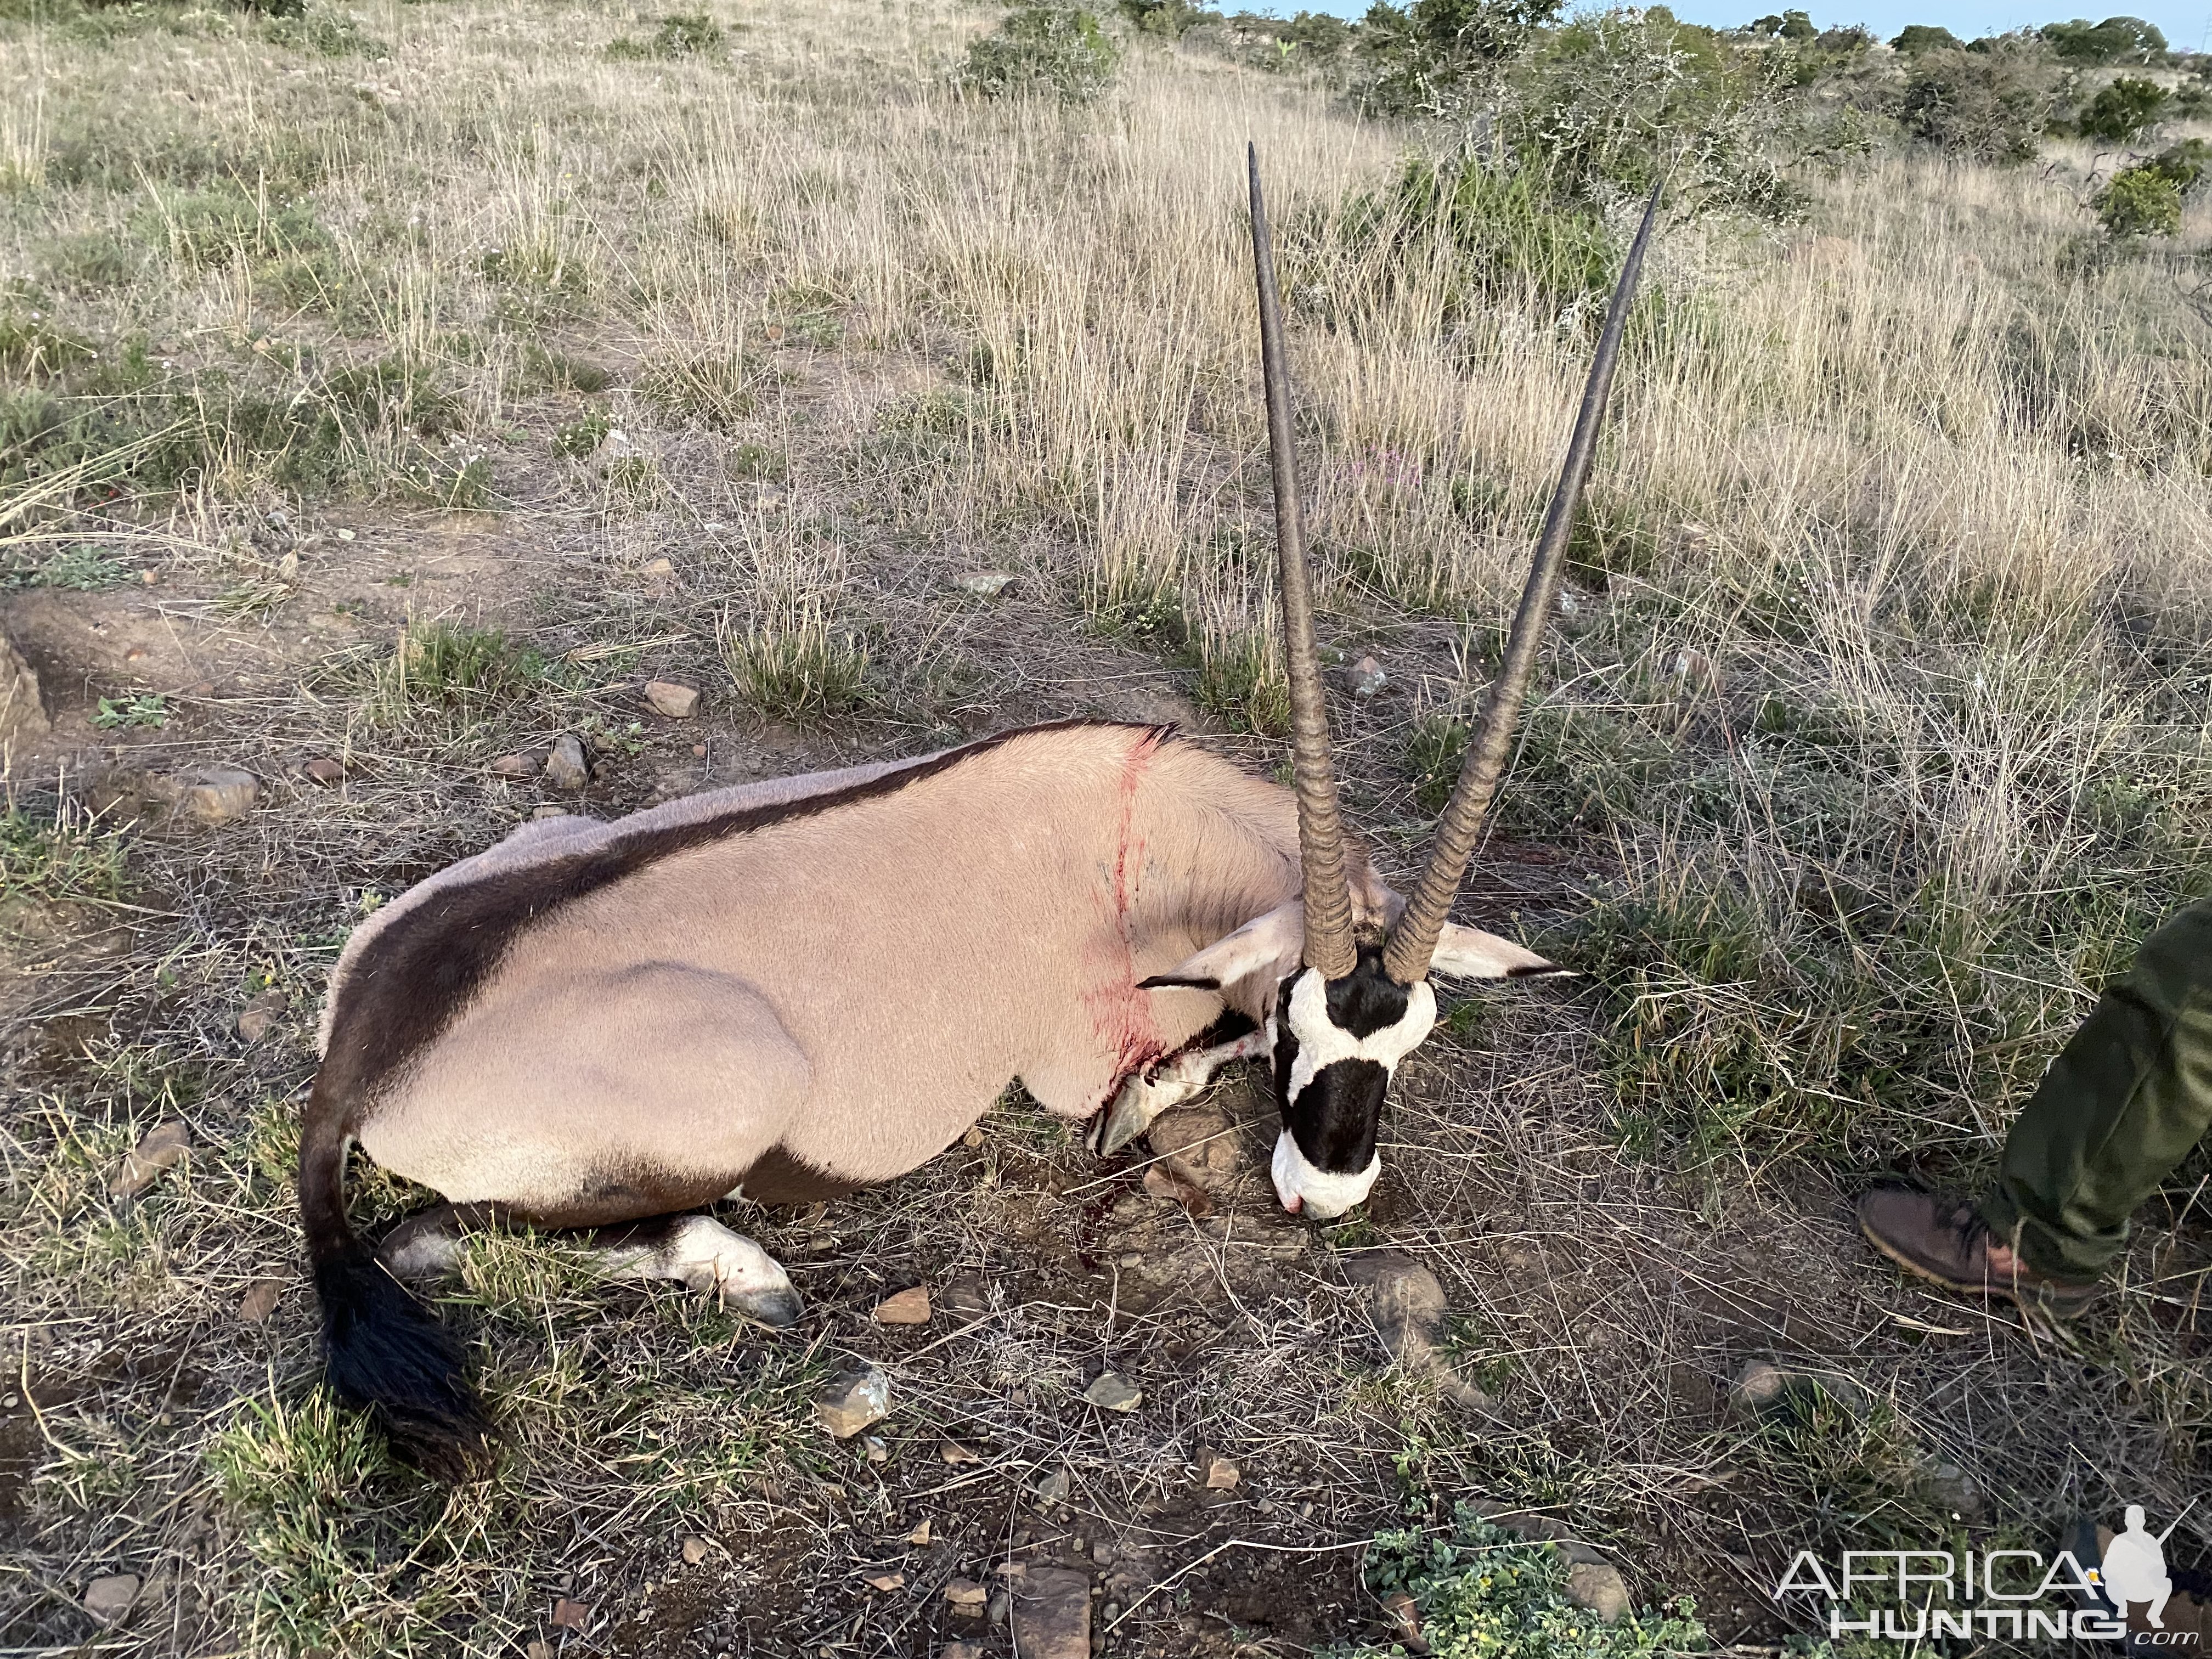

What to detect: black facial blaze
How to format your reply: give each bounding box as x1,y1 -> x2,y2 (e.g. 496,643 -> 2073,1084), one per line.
1273,945 -> 1413,1175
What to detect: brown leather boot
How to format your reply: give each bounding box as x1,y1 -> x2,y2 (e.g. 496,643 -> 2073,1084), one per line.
1857,1187 -> 2101,1316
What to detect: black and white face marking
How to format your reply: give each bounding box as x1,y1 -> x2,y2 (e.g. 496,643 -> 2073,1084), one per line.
1269,945 -> 1436,1218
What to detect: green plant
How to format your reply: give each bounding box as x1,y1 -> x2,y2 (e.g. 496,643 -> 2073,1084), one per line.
1358,0 -> 1564,116
363,620 -> 532,724
143,183 -> 328,267
608,10 -> 727,58
1899,40 -> 2059,162
266,5 -> 389,55
719,603 -> 869,722
1889,22 -> 1962,52
2040,14 -> 2165,65
1193,623 -> 1289,736
0,799 -> 129,901
637,352 -> 757,430
1355,1507 -> 1708,1656
960,4 -> 1121,103
3,543 -> 128,590
92,692 -> 169,729
554,405 -> 613,458
2097,163 -> 2182,236
2076,74 -> 2168,141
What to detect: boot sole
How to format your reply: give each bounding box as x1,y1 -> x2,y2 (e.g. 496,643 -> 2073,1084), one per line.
1857,1210 -> 2097,1317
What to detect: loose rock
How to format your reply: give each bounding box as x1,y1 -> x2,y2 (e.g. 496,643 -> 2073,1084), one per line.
1729,1358 -> 1788,1414
1384,1590 -> 1429,1655
82,1575 -> 138,1622
1011,1566 -> 1092,1659
111,1121 -> 191,1198
641,556 -> 674,576
490,753 -> 535,778
1083,1373 -> 1142,1412
545,733 -> 590,791
941,1645 -> 984,1659
236,987 -> 287,1042
178,766 -> 261,824
815,1363 -> 890,1438
1033,1468 -> 1071,1505
863,1435 -> 889,1463
938,1439 -> 980,1465
1345,654 -> 1389,699
0,630 -> 49,752
527,1643 -> 554,1659
1565,1562 -> 1629,1624
237,1278 -> 284,1323
1198,1451 -> 1240,1491
680,1535 -> 710,1565
943,1578 -> 989,1609
643,680 -> 699,718
863,1571 -> 905,1592
303,757 -> 345,786
955,570 -> 1014,599
1342,1252 -> 1491,1409
873,1285 -> 931,1325
1143,1103 -> 1242,1190
551,1598 -> 591,1630
905,1519 -> 932,1544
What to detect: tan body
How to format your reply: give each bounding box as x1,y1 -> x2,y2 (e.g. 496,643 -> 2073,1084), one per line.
323,723 -> 1387,1230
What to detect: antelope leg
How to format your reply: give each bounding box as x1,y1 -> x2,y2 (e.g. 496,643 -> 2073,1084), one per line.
1092,1023 -> 1269,1156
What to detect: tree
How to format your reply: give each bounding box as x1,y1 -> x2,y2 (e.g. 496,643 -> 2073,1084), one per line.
2077,75 -> 2170,140
1358,0 -> 1566,112
1899,39 -> 2060,162
1891,24 -> 1962,53
2040,15 -> 2166,64
1750,9 -> 1815,40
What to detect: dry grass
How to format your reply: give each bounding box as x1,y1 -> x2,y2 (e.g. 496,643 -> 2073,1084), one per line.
4,0 -> 2212,1654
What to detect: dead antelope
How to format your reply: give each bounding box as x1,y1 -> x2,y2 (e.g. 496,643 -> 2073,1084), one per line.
302,151 -> 1660,1480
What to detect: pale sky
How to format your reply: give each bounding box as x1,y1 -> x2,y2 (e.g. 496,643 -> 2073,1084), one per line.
1277,0 -> 2212,52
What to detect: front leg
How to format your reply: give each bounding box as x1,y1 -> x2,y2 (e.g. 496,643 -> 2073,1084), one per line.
1091,1013 -> 1270,1155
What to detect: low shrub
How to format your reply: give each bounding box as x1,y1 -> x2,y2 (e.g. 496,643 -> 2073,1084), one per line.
2097,163 -> 2182,236
1898,38 -> 2058,162
2076,74 -> 2168,141
960,4 -> 1120,103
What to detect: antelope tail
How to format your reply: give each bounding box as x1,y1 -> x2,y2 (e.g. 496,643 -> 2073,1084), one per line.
300,1081 -> 494,1482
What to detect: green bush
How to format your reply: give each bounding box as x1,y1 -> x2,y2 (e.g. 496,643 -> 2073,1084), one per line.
1898,39 -> 2058,162
1353,1508 -> 1708,1657
1890,22 -> 1962,52
1358,0 -> 1564,115
2097,163 -> 2182,236
607,11 -> 726,58
2076,74 -> 2168,140
2039,14 -> 2165,65
960,4 -> 1120,103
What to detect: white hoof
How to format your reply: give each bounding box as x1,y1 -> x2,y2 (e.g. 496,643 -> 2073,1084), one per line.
658,1217 -> 802,1325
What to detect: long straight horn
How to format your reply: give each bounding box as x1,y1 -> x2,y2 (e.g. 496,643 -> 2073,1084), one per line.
1248,143 -> 1356,982
1382,182 -> 1662,987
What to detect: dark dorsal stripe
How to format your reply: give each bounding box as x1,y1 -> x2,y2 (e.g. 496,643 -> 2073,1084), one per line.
319,720 -> 1167,1126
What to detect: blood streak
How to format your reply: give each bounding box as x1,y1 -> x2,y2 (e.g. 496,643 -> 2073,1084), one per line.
1083,730 -> 1164,1099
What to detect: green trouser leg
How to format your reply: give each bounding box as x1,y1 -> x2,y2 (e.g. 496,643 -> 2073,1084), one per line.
1979,898 -> 2212,1279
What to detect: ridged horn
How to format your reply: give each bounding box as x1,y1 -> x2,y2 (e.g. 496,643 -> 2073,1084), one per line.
1248,143 -> 1356,982
1382,181 -> 1663,987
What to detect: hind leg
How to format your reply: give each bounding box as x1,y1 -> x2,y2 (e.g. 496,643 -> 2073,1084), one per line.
590,1214 -> 802,1327
376,1206 -> 801,1328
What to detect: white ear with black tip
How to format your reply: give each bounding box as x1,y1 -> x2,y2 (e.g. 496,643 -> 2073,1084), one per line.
1427,922 -> 1570,980
1140,901 -> 1303,994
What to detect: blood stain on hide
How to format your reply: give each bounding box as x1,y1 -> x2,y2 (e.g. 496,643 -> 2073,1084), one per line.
1081,730 -> 1166,1096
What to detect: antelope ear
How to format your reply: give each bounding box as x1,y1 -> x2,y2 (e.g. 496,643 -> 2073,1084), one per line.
1429,922 -> 1569,980
1140,901 -> 1303,993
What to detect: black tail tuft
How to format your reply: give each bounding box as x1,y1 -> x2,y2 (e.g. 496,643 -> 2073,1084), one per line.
315,1249 -> 495,1483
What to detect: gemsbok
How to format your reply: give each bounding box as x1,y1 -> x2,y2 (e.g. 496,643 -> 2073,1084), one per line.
302,150 -> 1661,1479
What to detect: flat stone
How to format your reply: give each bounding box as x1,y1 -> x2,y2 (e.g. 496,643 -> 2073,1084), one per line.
1342,1251 -> 1491,1409
1143,1103 -> 1242,1187
680,1535 -> 709,1565
938,1439 -> 980,1464
82,1573 -> 138,1622
551,1596 -> 590,1630
815,1363 -> 890,1438
863,1570 -> 905,1591
110,1121 -> 190,1198
1565,1562 -> 1629,1623
178,766 -> 260,823
905,1519 -> 932,1544
490,753 -> 536,778
640,556 -> 674,575
872,1285 -> 931,1325
1033,1468 -> 1070,1505
545,733 -> 590,790
955,569 -> 1014,598
1083,1373 -> 1142,1412
0,630 -> 48,752
237,1277 -> 284,1322
303,757 -> 345,785
643,679 -> 698,718
944,1577 -> 989,1608
1011,1566 -> 1092,1659
236,987 -> 287,1042
1198,1450 -> 1240,1490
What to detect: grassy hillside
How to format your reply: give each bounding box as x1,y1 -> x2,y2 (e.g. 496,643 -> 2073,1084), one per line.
3,0 -> 2210,1654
